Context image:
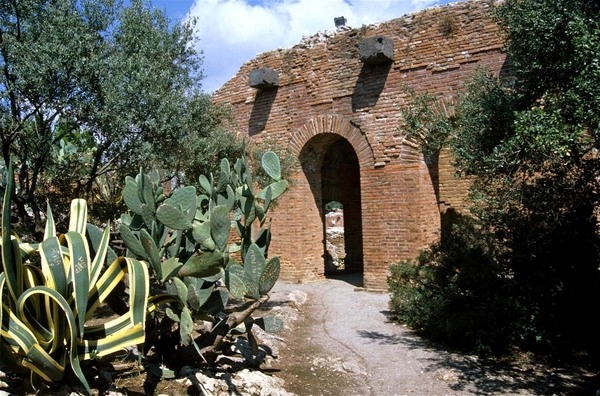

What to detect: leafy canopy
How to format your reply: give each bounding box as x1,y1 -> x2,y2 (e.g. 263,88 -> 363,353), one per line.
391,0 -> 600,353
0,0 -> 238,239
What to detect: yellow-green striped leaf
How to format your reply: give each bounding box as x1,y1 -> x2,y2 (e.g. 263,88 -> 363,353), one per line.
62,232 -> 90,335
44,203 -> 56,240
40,237 -> 67,296
68,199 -> 88,235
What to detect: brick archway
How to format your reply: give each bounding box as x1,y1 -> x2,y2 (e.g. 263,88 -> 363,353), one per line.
278,114 -> 372,281
288,114 -> 374,169
214,0 -> 508,289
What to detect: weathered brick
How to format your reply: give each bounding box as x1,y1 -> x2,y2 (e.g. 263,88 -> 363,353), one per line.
213,0 -> 506,291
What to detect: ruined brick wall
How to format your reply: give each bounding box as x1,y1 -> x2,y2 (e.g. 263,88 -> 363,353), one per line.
213,0 -> 509,291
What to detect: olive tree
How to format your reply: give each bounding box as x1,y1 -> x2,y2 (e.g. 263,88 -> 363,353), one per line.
0,0 -> 239,239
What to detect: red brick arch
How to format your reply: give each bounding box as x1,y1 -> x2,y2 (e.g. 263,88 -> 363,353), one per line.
213,0 -> 507,289
288,114 -> 374,169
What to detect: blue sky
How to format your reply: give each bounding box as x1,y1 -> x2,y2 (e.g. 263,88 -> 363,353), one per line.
155,0 -> 457,92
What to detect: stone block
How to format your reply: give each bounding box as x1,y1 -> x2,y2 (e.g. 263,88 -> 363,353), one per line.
358,36 -> 394,64
249,68 -> 279,89
334,16 -> 347,27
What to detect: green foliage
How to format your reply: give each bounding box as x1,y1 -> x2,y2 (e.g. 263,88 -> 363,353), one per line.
450,69 -> 518,177
397,85 -> 455,159
495,0 -> 600,130
391,0 -> 600,355
0,162 -> 166,395
164,97 -> 245,189
248,136 -> 297,191
118,147 -> 287,364
388,217 -> 521,354
324,201 -> 343,213
0,0 -> 231,239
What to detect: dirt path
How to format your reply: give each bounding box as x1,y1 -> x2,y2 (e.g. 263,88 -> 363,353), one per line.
260,275 -> 597,396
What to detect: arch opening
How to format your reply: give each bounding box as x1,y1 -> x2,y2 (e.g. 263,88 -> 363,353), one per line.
299,133 -> 364,281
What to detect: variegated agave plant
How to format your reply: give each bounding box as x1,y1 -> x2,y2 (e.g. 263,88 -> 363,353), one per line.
0,162 -> 172,395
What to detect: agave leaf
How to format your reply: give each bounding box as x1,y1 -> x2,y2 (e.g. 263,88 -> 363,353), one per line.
16,286 -> 91,393
39,237 -> 67,297
88,226 -> 111,288
79,322 -> 147,359
82,258 -> 150,357
62,231 -> 90,336
126,257 -> 151,326
44,202 -> 56,240
86,224 -> 118,268
261,151 -> 281,181
85,257 -> 147,323
68,199 -> 88,235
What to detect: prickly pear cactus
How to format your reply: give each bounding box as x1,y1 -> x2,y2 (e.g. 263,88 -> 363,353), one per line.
118,146 -> 288,362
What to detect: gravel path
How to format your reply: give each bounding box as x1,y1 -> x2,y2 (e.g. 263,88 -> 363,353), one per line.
261,274 -> 595,396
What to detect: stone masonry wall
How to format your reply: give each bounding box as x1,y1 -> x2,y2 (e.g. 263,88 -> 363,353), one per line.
213,0 -> 509,291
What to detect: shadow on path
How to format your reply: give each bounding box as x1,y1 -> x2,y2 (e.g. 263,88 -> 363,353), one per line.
269,278 -> 598,396
324,272 -> 363,288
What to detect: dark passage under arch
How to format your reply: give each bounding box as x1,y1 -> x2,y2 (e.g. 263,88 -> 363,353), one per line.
321,137 -> 364,275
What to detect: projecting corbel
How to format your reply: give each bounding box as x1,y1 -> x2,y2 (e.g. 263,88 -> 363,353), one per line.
358,36 -> 394,64
249,68 -> 279,90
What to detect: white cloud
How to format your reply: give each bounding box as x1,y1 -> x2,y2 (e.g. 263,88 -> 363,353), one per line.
187,0 -> 451,92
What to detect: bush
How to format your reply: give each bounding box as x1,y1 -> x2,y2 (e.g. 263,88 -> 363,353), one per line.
388,216 -> 523,354
324,201 -> 343,213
